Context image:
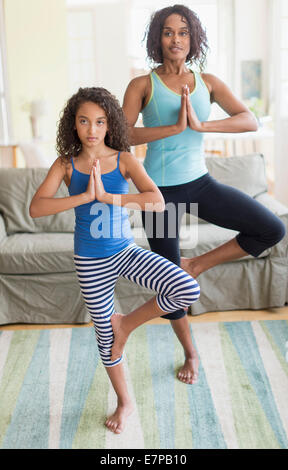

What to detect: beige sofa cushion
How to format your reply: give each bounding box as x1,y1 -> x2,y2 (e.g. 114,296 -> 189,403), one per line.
0,232 -> 75,274
0,168 -> 74,234
205,153 -> 268,198
0,214 -> 6,244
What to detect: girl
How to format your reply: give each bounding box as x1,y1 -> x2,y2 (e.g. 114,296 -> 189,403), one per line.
122,4 -> 286,385
29,87 -> 200,434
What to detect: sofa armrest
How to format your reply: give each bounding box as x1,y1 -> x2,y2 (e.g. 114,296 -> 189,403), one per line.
256,193 -> 288,258
256,193 -> 288,218
0,213 -> 7,244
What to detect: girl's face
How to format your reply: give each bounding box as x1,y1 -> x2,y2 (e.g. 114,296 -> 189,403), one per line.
161,13 -> 190,62
75,101 -> 108,148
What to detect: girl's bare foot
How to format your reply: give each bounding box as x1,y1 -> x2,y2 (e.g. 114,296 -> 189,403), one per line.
177,353 -> 199,385
105,400 -> 134,434
110,313 -> 130,362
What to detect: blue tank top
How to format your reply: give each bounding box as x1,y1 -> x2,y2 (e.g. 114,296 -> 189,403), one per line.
142,70 -> 211,186
68,152 -> 134,258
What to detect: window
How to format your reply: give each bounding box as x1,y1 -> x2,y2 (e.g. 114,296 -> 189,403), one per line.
279,0 -> 288,119
66,8 -> 97,94
128,0 -> 228,79
272,0 -> 288,202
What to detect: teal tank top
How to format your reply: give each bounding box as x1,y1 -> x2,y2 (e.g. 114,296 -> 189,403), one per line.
142,70 -> 211,186
68,152 -> 134,258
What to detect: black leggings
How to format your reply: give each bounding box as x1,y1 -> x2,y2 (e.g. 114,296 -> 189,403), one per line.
141,173 -> 286,321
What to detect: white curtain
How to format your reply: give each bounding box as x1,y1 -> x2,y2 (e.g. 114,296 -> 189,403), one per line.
0,0 -> 12,142
273,0 -> 288,205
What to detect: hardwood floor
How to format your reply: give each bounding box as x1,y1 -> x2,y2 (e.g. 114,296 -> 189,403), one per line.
149,306 -> 288,324
0,306 -> 288,330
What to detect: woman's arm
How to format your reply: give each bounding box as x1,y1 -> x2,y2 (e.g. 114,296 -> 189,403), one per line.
186,74 -> 258,133
122,76 -> 187,146
93,154 -> 165,212
29,158 -> 95,218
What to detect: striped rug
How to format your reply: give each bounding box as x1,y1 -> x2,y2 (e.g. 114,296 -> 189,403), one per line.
0,320 -> 287,449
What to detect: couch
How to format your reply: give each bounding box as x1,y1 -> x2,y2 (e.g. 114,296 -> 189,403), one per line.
0,153 -> 287,325
0,169 -> 88,325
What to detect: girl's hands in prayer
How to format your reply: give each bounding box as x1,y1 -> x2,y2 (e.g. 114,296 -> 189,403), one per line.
85,164 -> 97,202
93,159 -> 107,202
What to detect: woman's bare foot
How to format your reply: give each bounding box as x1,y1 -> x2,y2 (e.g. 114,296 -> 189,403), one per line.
110,313 -> 130,362
181,257 -> 201,278
177,353 -> 199,385
105,400 -> 134,434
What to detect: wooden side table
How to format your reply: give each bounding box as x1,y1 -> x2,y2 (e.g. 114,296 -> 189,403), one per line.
0,143 -> 19,167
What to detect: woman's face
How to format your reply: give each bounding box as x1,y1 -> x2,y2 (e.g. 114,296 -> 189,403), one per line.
161,13 -> 190,62
75,101 -> 108,148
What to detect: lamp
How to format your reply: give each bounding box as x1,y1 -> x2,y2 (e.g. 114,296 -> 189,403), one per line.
30,99 -> 48,139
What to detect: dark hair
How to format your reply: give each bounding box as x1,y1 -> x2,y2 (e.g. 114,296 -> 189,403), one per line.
145,4 -> 209,71
56,87 -> 130,163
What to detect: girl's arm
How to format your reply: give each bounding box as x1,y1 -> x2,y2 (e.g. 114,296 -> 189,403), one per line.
29,158 -> 95,218
93,154 -> 165,212
186,74 -> 258,133
122,76 -> 187,146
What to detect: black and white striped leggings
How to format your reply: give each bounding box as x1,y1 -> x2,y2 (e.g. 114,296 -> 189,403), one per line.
74,243 -> 200,367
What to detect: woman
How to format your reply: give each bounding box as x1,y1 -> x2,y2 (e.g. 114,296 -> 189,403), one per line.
122,4 -> 285,385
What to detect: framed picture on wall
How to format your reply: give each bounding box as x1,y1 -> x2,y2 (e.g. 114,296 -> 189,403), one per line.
241,60 -> 262,100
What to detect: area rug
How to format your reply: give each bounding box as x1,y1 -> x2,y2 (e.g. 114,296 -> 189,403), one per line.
0,320 -> 288,449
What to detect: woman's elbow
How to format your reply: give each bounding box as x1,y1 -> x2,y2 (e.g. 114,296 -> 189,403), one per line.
247,112 -> 259,132
29,200 -> 40,218
155,194 -> 165,212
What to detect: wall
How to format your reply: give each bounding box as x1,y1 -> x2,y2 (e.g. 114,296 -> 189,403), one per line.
234,0 -> 269,108
4,0 -> 69,149
273,0 -> 288,205
92,1 -> 131,103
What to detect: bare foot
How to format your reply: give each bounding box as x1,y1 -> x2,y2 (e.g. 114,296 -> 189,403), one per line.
110,313 -> 129,362
105,401 -> 134,434
177,354 -> 199,385
181,257 -> 200,278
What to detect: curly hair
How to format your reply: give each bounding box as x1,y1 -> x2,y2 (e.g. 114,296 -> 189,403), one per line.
145,4 -> 209,71
56,87 -> 130,164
